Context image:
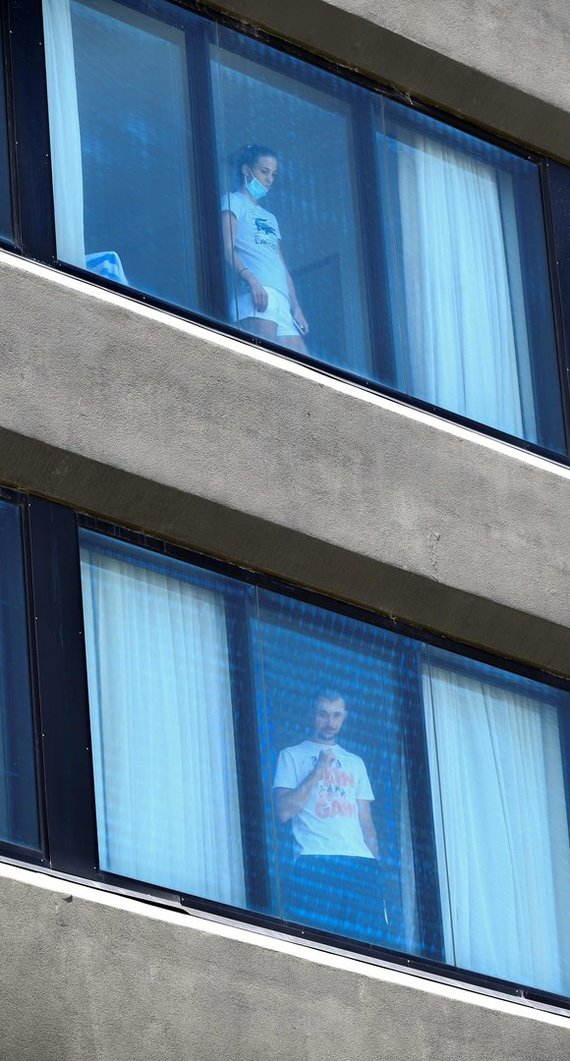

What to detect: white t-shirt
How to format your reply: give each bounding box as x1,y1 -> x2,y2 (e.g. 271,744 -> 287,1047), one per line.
273,740 -> 375,859
221,191 -> 289,297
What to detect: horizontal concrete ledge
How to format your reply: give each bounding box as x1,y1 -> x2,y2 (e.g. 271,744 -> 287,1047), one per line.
208,0 -> 570,162
1,426 -> 569,678
0,254 -> 569,679
0,863 -> 567,1061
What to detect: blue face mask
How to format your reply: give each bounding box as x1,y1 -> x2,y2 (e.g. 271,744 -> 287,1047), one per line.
245,173 -> 269,200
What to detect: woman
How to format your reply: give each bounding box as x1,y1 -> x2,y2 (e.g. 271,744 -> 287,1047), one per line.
221,144 -> 309,353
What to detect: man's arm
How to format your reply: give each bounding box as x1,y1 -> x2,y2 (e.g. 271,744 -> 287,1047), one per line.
274,747 -> 335,823
357,799 -> 379,859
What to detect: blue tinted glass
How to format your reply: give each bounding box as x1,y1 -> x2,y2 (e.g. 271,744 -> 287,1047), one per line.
211,31 -> 374,375
43,0 -> 566,453
253,591 -> 439,960
79,529 -> 252,906
44,0 -> 200,307
0,26 -> 12,241
79,528 -> 570,996
422,648 -> 570,997
376,98 -> 566,453
0,499 -> 39,850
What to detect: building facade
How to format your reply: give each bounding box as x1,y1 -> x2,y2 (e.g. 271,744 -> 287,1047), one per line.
0,0 -> 569,1058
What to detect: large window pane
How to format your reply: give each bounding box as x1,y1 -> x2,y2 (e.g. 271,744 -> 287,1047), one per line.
44,0 -> 200,308
0,25 -> 12,242
0,499 -> 39,850
79,530 -> 248,905
252,590 -> 440,961
42,0 -> 566,454
211,30 -> 374,375
376,99 -> 566,452
79,527 -> 570,997
423,650 -> 570,997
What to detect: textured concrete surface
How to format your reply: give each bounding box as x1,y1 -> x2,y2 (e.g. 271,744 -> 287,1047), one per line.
0,870 -> 568,1061
0,254 -> 568,676
209,0 -> 570,161
309,0 -> 570,111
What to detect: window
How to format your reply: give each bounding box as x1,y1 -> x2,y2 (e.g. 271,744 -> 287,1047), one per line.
0,25 -> 13,243
78,525 -> 570,1001
40,0 -> 568,455
0,498 -> 39,852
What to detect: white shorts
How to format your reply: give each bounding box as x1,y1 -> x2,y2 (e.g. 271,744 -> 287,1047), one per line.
231,285 -> 297,338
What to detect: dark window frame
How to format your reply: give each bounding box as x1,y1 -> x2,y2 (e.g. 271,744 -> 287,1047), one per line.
78,509 -> 570,1008
0,489 -> 569,1007
0,0 -> 568,460
0,487 -> 45,862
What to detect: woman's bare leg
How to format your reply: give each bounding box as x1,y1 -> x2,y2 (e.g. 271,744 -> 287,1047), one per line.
239,317 -> 279,342
279,333 -> 310,356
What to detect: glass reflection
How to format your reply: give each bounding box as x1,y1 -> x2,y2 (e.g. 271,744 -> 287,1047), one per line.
376,98 -> 566,452
79,530 -> 247,906
253,592 -> 428,956
79,528 -> 570,997
423,649 -> 570,996
211,34 -> 373,372
42,0 -> 566,452
0,26 -> 12,242
44,0 -> 200,308
0,499 -> 39,850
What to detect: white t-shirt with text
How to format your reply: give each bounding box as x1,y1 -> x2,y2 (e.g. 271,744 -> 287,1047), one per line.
221,191 -> 288,297
273,740 -> 375,859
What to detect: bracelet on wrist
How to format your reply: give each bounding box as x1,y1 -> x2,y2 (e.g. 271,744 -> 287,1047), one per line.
238,267 -> 249,277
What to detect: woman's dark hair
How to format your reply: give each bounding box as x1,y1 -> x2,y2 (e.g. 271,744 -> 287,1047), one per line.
230,143 -> 277,190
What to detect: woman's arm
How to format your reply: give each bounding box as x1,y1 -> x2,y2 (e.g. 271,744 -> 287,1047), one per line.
221,209 -> 268,311
279,248 -> 309,336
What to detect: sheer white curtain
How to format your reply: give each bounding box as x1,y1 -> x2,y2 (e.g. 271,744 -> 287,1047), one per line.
395,136 -> 537,441
423,660 -> 570,996
80,545 -> 246,906
43,0 -> 86,266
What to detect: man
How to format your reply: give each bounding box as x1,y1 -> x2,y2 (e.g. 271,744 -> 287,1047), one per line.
273,691 -> 389,944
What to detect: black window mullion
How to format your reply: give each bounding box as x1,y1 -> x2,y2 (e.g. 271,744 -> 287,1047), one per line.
224,586 -> 272,915
0,0 -> 16,245
185,18 -> 227,323
9,496 -> 45,855
541,159 -> 570,453
5,0 -> 56,263
400,643 -> 445,964
0,491 -> 45,861
350,98 -> 398,388
27,496 -> 98,877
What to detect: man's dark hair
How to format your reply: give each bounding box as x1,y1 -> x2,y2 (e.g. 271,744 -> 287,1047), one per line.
315,689 -> 346,707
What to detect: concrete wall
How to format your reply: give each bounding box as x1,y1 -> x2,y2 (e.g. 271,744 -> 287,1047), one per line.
1,866 -> 568,1061
1,253 -> 568,676
209,0 -> 570,161
1,0 -> 570,1056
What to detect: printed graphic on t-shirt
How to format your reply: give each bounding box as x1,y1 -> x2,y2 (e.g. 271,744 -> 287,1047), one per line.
255,217 -> 277,237
221,192 -> 287,299
253,216 -> 279,253
310,755 -> 358,820
273,740 -> 375,858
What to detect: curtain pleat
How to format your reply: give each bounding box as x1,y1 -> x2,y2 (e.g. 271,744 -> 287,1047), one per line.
395,137 -> 533,439
80,547 -> 246,906
42,0 -> 86,266
423,661 -> 570,996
